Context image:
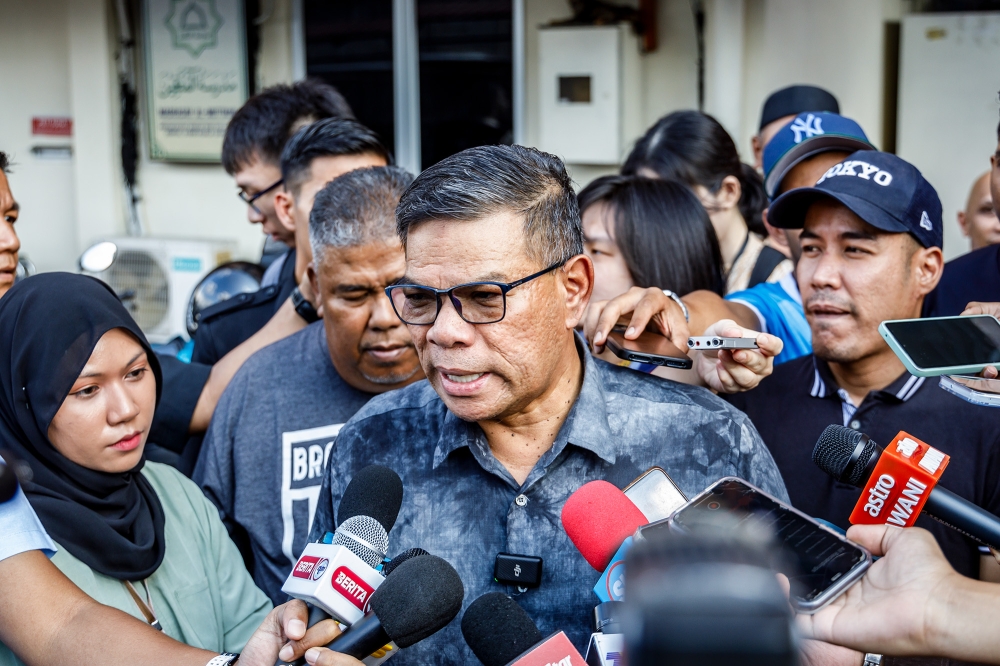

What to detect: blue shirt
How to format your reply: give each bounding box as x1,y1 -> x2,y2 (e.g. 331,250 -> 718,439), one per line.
0,456 -> 56,562
727,272 -> 812,365
309,336 -> 788,663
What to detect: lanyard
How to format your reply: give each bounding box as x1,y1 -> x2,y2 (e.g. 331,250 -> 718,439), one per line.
124,579 -> 162,631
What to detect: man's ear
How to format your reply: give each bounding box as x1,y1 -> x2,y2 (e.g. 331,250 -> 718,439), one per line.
274,190 -> 296,234
913,245 -> 944,297
307,262 -> 323,317
957,211 -> 970,237
561,254 -> 594,330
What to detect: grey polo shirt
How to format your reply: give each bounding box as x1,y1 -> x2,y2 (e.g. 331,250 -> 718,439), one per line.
309,335 -> 787,663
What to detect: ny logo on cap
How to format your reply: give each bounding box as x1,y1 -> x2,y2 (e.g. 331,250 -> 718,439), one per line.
790,114 -> 824,143
919,211 -> 933,231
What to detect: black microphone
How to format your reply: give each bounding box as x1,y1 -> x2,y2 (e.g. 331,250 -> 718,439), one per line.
318,554 -> 464,660
813,424 -> 1000,549
382,547 -> 429,576
337,464 -> 404,532
461,592 -> 544,666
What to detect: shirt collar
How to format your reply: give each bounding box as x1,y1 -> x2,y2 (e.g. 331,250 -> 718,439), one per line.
808,356 -> 925,403
432,332 -> 616,469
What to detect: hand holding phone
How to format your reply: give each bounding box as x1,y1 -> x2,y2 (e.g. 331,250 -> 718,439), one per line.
688,336 -> 760,351
605,326 -> 693,369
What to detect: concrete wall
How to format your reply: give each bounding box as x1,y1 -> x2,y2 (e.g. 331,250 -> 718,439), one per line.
0,0 -> 297,274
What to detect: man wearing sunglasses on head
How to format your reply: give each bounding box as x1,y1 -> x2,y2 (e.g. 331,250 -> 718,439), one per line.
308,145 -> 788,664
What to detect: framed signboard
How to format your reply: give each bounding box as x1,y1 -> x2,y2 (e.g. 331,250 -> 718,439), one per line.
141,0 -> 248,161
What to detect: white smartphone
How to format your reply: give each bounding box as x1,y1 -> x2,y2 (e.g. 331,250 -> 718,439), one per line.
879,315 -> 1000,377
623,466 -> 688,522
687,336 -> 759,350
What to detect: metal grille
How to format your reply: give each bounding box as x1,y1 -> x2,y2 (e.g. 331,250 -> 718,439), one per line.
97,250 -> 169,333
812,424 -> 877,486
334,515 -> 389,569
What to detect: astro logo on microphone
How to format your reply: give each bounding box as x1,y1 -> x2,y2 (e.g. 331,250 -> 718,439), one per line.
542,658 -> 573,666
291,555 -> 324,580
331,566 -> 375,611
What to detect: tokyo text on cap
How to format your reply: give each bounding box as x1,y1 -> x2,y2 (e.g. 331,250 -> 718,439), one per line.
763,112 -> 875,200
759,85 -> 839,131
768,150 -> 943,249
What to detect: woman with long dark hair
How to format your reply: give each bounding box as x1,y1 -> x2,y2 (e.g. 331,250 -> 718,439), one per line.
622,110 -> 791,294
578,174 -> 724,303
0,273 -> 272,666
578,174 -> 726,382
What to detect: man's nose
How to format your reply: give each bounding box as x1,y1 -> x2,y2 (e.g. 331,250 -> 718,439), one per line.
426,295 -> 477,348
369,291 -> 402,330
0,220 -> 19,254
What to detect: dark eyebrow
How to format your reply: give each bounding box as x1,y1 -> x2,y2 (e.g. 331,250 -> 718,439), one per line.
841,230 -> 879,241
77,351 -> 146,379
336,284 -> 375,293
8,202 -> 18,213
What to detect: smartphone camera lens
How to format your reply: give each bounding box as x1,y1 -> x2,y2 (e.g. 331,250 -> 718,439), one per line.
707,501 -> 721,511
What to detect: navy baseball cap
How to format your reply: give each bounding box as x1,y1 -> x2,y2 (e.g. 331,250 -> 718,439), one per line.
763,112 -> 875,199
759,85 -> 839,130
768,150 -> 943,249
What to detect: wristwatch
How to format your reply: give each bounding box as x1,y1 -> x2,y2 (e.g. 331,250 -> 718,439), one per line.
291,286 -> 320,323
205,654 -> 239,666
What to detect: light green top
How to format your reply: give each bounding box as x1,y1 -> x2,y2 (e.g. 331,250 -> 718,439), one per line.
0,462 -> 272,665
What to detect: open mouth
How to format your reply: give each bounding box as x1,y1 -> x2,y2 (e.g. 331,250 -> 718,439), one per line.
437,368 -> 491,396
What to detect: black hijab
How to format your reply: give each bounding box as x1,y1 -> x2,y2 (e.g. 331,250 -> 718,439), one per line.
0,273 -> 166,579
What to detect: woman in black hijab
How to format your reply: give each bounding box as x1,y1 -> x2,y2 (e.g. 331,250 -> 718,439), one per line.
0,273 -> 271,663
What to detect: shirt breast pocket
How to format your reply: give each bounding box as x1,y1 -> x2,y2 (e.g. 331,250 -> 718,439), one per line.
167,580 -> 222,651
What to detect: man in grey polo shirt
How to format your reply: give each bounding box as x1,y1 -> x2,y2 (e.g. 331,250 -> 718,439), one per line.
309,145 -> 787,663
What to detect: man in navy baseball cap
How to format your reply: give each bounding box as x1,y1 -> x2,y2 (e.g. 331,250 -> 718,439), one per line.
726,154 -> 1000,584
768,150 -> 944,249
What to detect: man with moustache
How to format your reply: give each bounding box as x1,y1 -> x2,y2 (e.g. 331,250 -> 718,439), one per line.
309,145 -> 787,662
195,166 -> 421,604
726,151 -> 1000,581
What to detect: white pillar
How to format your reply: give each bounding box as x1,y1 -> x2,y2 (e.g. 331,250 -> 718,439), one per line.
704,0 -> 745,153
393,0 -> 422,174
68,0 -> 124,249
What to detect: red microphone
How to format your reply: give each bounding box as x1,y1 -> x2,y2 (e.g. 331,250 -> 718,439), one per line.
561,480 -> 648,571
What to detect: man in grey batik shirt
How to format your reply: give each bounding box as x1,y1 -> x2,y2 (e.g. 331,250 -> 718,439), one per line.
195,166 -> 423,604
309,145 -> 788,663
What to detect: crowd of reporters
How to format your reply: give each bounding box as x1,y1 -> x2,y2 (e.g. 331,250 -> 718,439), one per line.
1,78 -> 1000,666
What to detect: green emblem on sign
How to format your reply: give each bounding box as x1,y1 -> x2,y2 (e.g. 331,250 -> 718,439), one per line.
165,0 -> 223,58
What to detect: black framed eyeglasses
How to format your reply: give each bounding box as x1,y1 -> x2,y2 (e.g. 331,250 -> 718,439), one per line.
385,260 -> 565,325
237,177 -> 284,215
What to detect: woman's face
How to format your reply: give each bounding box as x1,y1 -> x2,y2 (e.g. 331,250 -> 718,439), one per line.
582,201 -> 634,302
47,328 -> 156,473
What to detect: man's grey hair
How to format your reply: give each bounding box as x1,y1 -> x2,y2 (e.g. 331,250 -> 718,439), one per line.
395,145 -> 583,266
310,166 -> 414,260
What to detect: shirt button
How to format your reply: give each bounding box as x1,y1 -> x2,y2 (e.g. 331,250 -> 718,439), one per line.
849,420 -> 861,430
515,494 -> 528,507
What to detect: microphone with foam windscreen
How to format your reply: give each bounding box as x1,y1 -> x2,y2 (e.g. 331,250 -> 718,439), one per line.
562,480 -> 649,605
461,592 -> 586,666
316,554 -> 464,660
381,547 -> 429,576
561,480 -> 648,571
813,424 -> 1000,549
337,464 -> 404,532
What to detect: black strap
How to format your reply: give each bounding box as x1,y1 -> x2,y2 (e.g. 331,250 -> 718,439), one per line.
747,246 -> 787,288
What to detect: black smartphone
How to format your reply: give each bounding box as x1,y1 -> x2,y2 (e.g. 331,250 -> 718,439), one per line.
636,477 -> 871,613
605,327 -> 693,369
